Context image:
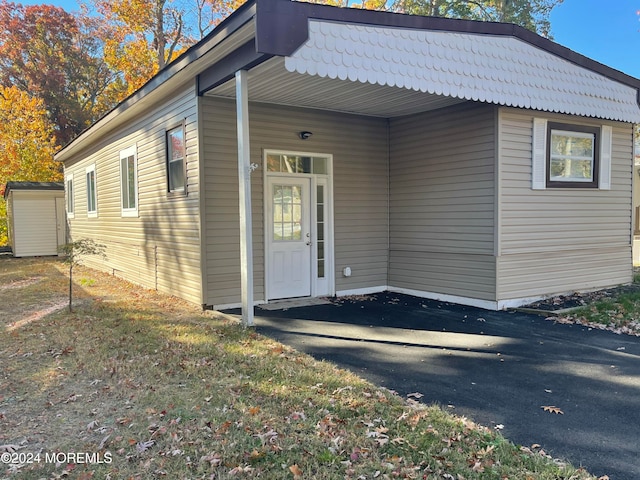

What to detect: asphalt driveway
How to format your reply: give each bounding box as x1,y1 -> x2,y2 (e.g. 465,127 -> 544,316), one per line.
238,292 -> 640,479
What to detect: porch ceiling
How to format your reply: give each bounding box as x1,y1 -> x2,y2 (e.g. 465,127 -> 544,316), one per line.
205,57 -> 464,118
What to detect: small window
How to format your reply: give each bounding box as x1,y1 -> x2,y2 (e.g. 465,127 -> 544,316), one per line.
532,119 -> 612,190
266,153 -> 327,174
167,125 -> 185,193
66,174 -> 74,218
120,145 -> 138,216
547,123 -> 599,188
86,165 -> 97,218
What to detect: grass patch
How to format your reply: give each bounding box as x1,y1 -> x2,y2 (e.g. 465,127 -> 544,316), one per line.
1,258 -> 598,479
555,274 -> 640,335
566,290 -> 640,334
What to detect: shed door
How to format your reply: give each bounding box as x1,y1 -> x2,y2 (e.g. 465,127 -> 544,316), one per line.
266,177 -> 312,299
13,197 -> 58,257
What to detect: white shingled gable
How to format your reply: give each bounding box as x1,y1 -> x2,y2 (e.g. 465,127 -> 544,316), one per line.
285,20 -> 640,123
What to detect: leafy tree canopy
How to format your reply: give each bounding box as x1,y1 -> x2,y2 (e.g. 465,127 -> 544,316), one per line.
390,0 -> 562,37
0,1 -> 123,146
310,0 -> 562,37
0,85 -> 62,244
0,85 -> 61,189
90,0 -> 245,97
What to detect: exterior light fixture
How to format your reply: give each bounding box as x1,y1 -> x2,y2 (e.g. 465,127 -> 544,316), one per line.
298,131 -> 313,140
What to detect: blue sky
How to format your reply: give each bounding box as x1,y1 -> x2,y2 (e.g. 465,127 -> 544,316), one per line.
550,0 -> 640,78
18,0 -> 640,78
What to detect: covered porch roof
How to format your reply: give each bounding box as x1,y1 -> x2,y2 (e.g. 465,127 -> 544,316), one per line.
200,0 -> 640,123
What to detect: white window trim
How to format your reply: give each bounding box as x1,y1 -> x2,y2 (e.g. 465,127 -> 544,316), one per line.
65,173 -> 75,219
86,164 -> 98,218
532,118 -> 612,191
599,125 -> 612,190
531,118 -> 547,189
120,145 -> 139,217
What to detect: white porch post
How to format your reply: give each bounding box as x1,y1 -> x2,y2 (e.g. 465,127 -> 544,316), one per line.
235,69 -> 254,327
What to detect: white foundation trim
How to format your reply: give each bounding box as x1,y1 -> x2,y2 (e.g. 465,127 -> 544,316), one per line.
336,286 -> 389,297
496,295 -> 549,310
212,288 -> 577,312
388,286 -> 501,310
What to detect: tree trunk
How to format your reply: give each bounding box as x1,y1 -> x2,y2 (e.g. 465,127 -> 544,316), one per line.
68,264 -> 73,313
155,0 -> 166,70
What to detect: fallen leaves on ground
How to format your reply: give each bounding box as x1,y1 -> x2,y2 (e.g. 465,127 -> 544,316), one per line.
0,259 -> 599,480
541,406 -> 564,415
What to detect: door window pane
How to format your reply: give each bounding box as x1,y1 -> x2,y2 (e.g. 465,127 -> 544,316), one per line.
312,158 -> 327,174
316,185 -> 325,278
273,184 -> 303,242
266,154 -> 329,175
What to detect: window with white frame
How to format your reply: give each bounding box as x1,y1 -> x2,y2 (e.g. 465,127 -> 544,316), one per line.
120,145 -> 138,216
532,119 -> 612,190
167,125 -> 185,193
66,174 -> 74,218
86,165 -> 97,217
548,123 -> 599,187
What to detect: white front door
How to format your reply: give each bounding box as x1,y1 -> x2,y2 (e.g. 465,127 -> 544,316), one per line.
266,177 -> 312,299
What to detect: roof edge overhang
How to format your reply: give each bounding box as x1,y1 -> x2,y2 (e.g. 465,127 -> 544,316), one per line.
3,181 -> 64,200
56,0 -> 640,162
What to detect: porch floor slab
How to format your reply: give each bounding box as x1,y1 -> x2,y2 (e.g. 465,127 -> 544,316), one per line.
226,291 -> 640,480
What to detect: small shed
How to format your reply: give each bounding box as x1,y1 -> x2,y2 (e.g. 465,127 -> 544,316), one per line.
3,182 -> 66,257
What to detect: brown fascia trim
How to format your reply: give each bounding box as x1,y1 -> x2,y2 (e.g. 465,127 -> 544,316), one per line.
197,41 -> 273,95
255,0 -> 640,92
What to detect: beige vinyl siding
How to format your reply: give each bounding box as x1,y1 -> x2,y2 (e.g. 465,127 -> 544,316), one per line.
388,102 -> 497,301
201,97 -> 389,307
63,83 -> 202,304
497,108 -> 633,300
9,191 -> 63,257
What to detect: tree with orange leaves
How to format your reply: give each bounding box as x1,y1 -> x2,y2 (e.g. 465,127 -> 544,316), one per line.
0,86 -> 62,244
0,2 -> 122,146
92,0 -> 190,95
91,0 -> 252,95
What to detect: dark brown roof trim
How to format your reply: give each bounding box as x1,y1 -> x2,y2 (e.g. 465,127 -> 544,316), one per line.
197,41 -> 273,95
3,181 -> 64,199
